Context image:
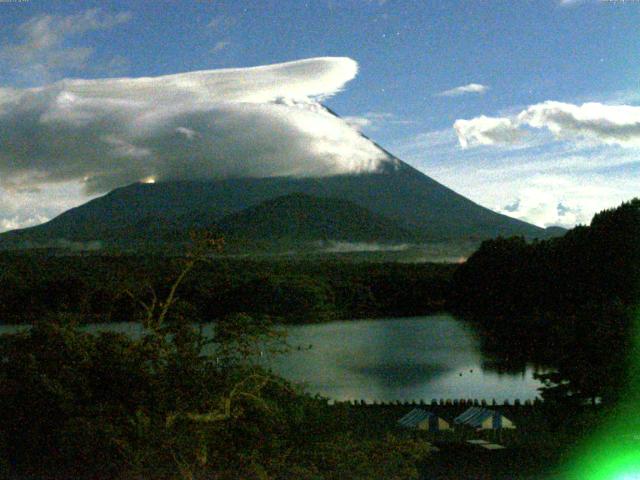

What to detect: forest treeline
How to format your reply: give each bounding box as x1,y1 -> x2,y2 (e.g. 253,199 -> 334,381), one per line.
0,256 -> 454,325
451,198 -> 640,405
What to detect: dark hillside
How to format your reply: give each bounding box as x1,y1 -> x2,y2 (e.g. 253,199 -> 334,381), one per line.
0,159 -> 551,250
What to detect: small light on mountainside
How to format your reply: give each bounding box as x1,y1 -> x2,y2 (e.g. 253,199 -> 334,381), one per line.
141,176 -> 156,184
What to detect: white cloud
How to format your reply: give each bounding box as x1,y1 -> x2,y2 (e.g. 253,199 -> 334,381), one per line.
0,57 -> 391,195
453,115 -> 522,148
0,9 -> 132,84
437,83 -> 488,97
517,101 -> 640,147
175,127 -> 198,140
498,182 -> 582,228
455,101 -> 640,149
0,181 -> 91,233
390,128 -> 457,155
102,135 -> 151,159
211,40 -> 231,53
343,111 -> 413,132
495,174 -> 632,228
391,121 -> 640,229
343,116 -> 372,130
558,0 -> 597,6
0,214 -> 49,232
94,55 -> 131,77
207,15 -> 236,32
322,241 -> 409,253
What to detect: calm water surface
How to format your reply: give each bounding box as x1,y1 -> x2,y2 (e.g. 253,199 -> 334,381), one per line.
0,315 -> 543,402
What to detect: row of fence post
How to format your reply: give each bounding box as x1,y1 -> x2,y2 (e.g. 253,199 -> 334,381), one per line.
332,397 -> 542,407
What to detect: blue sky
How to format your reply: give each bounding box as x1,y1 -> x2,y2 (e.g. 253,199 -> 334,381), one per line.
0,0 -> 638,230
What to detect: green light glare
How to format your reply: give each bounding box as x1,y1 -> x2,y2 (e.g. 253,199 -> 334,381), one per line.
567,447 -> 640,480
563,307 -> 640,480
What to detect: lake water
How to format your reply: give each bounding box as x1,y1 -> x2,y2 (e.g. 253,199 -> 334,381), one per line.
0,315 -> 544,402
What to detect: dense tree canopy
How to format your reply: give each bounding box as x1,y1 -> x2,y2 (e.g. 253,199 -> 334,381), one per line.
0,255 -> 453,325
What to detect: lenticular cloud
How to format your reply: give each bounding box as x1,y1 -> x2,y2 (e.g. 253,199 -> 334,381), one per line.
0,57 -> 388,193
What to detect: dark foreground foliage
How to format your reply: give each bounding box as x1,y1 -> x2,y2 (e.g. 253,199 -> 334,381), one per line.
451,198 -> 640,405
0,251 -> 432,479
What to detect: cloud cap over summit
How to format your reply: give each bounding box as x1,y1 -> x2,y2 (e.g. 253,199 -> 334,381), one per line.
0,57 -> 388,193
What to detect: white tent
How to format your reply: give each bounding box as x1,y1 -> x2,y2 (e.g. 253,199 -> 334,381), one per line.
454,407 -> 515,430
397,409 -> 451,432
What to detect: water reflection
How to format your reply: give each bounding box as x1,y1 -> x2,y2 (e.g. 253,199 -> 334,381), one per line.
268,316 -> 544,402
348,362 -> 448,389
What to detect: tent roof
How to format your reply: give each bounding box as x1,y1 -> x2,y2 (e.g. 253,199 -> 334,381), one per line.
397,408 -> 438,428
454,407 -> 504,428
